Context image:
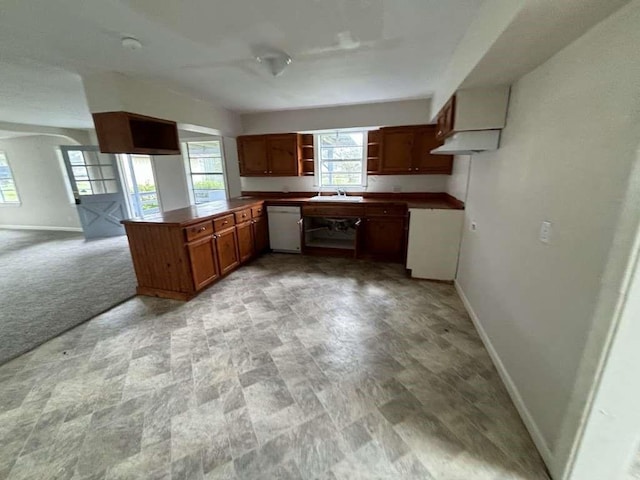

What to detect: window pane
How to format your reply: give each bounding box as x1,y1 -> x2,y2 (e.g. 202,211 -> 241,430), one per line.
76,181 -> 93,195
0,153 -> 20,203
68,151 -> 85,165
100,166 -> 115,180
321,173 -> 362,186
190,157 -> 223,173
321,161 -> 362,173
320,147 -> 362,160
185,140 -> 226,205
188,142 -> 221,157
72,166 -> 89,180
104,180 -> 119,193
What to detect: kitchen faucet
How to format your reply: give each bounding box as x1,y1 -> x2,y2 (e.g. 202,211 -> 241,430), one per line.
336,189 -> 346,197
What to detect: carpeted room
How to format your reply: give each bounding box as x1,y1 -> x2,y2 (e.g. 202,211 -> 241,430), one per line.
0,134 -> 137,364
0,229 -> 136,363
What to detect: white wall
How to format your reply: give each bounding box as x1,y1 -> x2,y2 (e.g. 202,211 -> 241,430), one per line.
82,72 -> 242,137
446,156 -> 471,202
222,137 -> 242,198
454,3 -> 640,478
240,174 -> 448,194
0,135 -> 82,230
152,154 -> 191,212
241,99 -> 431,135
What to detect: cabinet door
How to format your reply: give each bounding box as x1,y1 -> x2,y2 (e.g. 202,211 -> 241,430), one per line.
187,236 -> 219,290
252,215 -> 269,254
379,129 -> 414,174
236,221 -> 254,264
413,126 -> 453,174
360,217 -> 406,263
238,136 -> 268,176
215,227 -> 240,275
267,134 -> 298,176
436,96 -> 456,140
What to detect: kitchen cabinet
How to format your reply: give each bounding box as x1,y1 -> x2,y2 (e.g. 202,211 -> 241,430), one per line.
92,111 -> 180,155
252,215 -> 269,254
406,208 -> 464,281
373,125 -> 453,175
238,136 -> 269,175
435,86 -> 510,140
238,133 -> 311,177
359,215 -> 407,263
187,235 -> 219,290
215,227 -> 240,275
236,220 -> 254,264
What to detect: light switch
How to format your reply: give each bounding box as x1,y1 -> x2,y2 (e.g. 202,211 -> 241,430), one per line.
540,221 -> 552,244
470,221 -> 477,232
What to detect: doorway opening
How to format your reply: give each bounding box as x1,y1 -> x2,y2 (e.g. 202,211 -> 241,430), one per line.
119,154 -> 161,218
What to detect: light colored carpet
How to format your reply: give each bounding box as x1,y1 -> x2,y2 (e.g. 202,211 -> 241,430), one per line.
0,229 -> 136,364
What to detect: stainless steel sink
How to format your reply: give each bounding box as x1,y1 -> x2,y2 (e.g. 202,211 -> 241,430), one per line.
308,195 -> 364,203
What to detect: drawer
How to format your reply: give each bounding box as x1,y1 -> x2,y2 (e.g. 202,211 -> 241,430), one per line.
184,221 -> 213,242
365,204 -> 407,217
213,214 -> 235,232
251,205 -> 265,218
234,209 -> 252,224
302,205 -> 365,217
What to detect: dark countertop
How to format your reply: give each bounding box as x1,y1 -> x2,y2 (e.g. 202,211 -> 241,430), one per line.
122,193 -> 463,227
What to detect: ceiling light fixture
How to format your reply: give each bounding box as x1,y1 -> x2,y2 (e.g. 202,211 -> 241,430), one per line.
121,36 -> 143,51
255,49 -> 292,77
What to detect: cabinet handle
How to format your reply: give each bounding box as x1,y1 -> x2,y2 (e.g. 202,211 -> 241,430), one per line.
198,226 -> 206,232
408,168 -> 411,171
383,210 -> 388,214
223,221 -> 228,225
264,170 -> 267,173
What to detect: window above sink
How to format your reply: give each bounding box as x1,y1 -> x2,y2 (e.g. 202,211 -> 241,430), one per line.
315,130 -> 367,189
308,195 -> 364,203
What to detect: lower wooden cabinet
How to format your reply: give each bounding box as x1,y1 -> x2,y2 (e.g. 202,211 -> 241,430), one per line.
358,216 -> 407,263
252,215 -> 269,254
236,220 -> 254,264
187,236 -> 219,290
216,227 -> 240,275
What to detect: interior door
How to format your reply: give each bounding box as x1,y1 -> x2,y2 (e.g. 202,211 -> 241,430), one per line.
61,146 -> 128,239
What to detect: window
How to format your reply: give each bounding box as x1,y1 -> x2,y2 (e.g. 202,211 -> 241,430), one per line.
184,140 -> 227,204
120,154 -> 161,218
0,152 -> 20,204
66,149 -> 119,195
316,131 -> 366,188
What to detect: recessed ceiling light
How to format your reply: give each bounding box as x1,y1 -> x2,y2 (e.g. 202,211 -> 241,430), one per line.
121,37 -> 143,51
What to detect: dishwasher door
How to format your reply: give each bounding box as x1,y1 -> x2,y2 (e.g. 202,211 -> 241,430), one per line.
267,206 -> 301,253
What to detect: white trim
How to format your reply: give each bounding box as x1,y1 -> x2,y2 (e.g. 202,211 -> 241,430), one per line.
0,224 -> 83,232
454,280 -> 554,467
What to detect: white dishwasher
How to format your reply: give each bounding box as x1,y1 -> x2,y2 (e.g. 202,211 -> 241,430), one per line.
267,205 -> 301,253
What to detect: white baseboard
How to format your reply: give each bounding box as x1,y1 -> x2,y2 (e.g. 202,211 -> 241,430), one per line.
0,224 -> 83,232
454,280 -> 554,467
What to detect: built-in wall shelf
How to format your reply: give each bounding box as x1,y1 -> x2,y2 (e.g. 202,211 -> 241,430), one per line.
299,133 -> 315,176
92,111 -> 180,155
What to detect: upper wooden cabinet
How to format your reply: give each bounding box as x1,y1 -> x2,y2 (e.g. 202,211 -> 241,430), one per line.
238,133 -> 314,177
371,124 -> 453,175
435,86 -> 510,141
92,111 -> 180,155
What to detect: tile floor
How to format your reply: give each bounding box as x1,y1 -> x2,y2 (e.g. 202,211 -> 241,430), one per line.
0,254 -> 549,480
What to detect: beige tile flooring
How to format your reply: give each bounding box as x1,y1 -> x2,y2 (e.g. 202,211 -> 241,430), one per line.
0,254 -> 549,479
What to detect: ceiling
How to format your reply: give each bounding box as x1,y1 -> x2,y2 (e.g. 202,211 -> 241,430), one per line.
0,0 -> 484,128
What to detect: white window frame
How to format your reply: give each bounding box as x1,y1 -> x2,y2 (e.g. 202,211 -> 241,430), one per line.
118,154 -> 162,219
182,137 -> 229,204
314,129 -> 367,190
0,151 -> 21,205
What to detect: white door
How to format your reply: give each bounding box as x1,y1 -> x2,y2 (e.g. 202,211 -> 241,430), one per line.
61,146 -> 128,239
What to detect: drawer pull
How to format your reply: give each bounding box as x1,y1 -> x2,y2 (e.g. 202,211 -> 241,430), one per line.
198,226 -> 206,232
223,221 -> 228,225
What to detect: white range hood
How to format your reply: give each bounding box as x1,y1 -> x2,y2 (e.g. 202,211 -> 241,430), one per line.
431,130 -> 502,155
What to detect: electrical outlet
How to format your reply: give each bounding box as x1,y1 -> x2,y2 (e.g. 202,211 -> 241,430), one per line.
470,221 -> 477,232
540,221 -> 552,244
